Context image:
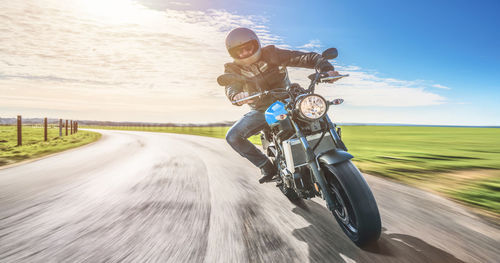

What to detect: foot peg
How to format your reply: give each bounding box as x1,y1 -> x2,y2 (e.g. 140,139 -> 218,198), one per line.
258,174 -> 276,184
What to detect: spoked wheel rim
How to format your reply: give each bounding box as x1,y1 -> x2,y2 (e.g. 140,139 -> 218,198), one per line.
329,179 -> 358,235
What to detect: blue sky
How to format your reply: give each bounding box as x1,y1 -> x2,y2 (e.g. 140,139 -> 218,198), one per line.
146,0 -> 500,124
1,0 -> 499,125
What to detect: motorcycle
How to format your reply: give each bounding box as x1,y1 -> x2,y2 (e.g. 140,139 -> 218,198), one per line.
217,48 -> 381,247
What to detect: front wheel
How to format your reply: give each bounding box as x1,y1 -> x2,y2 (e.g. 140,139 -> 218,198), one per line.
321,160 -> 381,247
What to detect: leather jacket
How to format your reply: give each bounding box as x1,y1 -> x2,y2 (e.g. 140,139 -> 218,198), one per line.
223,45 -> 334,111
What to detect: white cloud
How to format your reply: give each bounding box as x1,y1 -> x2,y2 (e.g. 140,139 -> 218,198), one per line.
0,0 -> 451,124
288,65 -> 447,107
0,0 -> 281,122
432,84 -> 451,90
297,39 -> 322,51
168,1 -> 191,7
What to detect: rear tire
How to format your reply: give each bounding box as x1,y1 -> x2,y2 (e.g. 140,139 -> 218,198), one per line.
321,160 -> 381,247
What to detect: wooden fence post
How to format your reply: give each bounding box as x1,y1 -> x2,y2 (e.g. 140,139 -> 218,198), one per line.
70,120 -> 73,135
75,122 -> 78,133
44,117 -> 48,141
59,119 -> 62,137
17,115 -> 22,146
65,120 -> 68,136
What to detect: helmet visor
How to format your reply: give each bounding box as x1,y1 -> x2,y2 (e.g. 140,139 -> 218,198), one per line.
229,40 -> 259,59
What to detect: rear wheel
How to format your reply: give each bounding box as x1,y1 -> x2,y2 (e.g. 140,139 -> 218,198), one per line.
321,160 -> 381,247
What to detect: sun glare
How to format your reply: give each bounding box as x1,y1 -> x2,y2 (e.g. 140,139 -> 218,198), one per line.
76,0 -> 151,25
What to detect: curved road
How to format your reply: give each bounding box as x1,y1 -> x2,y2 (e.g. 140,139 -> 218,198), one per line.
0,129 -> 498,263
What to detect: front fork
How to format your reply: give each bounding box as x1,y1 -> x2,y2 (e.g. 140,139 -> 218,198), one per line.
291,120 -> 336,211
325,115 -> 347,151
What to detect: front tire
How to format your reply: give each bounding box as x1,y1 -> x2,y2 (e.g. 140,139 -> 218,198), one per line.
321,160 -> 381,247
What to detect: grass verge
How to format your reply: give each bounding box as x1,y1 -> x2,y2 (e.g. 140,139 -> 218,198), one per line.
341,126 -> 500,217
0,126 -> 101,167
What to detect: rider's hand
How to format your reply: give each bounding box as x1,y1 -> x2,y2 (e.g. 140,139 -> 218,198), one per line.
325,70 -> 341,83
233,92 -> 255,106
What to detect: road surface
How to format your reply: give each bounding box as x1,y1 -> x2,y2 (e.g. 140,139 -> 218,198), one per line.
0,129 -> 498,262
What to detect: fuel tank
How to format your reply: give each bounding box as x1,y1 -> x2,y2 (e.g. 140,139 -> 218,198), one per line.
264,101 -> 287,125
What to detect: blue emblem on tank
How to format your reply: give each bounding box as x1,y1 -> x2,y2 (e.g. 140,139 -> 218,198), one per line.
265,101 -> 287,125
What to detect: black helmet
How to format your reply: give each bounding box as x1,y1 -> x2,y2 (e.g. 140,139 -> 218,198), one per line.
225,27 -> 262,65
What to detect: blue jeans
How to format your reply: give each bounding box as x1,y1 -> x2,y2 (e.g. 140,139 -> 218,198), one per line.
226,110 -> 270,168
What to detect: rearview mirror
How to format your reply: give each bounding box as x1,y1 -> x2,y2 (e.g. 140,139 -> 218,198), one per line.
217,73 -> 243,86
322,48 -> 338,60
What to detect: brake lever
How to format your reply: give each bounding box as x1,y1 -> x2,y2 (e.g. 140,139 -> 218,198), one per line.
329,98 -> 344,105
319,74 -> 350,83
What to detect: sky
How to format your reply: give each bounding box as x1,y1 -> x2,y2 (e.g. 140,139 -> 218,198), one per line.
1,0 -> 499,125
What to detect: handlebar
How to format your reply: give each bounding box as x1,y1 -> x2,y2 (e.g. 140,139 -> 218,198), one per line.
230,73 -> 349,104
231,91 -> 269,104
230,88 -> 291,104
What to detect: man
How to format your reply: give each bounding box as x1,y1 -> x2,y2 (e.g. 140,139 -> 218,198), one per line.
222,27 -> 339,183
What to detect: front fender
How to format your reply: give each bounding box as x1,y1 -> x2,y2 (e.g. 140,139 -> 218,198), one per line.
318,150 -> 353,165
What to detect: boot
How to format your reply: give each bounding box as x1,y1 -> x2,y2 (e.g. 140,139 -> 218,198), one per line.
259,160 -> 277,184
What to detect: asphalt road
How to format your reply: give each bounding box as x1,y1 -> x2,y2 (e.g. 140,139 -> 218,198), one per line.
0,129 -> 499,263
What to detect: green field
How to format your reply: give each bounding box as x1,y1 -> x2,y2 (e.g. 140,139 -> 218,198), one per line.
341,126 -> 500,216
0,126 -> 101,167
85,125 -> 500,216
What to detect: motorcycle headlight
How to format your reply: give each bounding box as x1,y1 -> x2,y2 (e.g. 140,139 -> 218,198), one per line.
296,94 -> 328,120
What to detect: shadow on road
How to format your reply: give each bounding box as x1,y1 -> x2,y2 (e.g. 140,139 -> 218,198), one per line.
291,200 -> 465,263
